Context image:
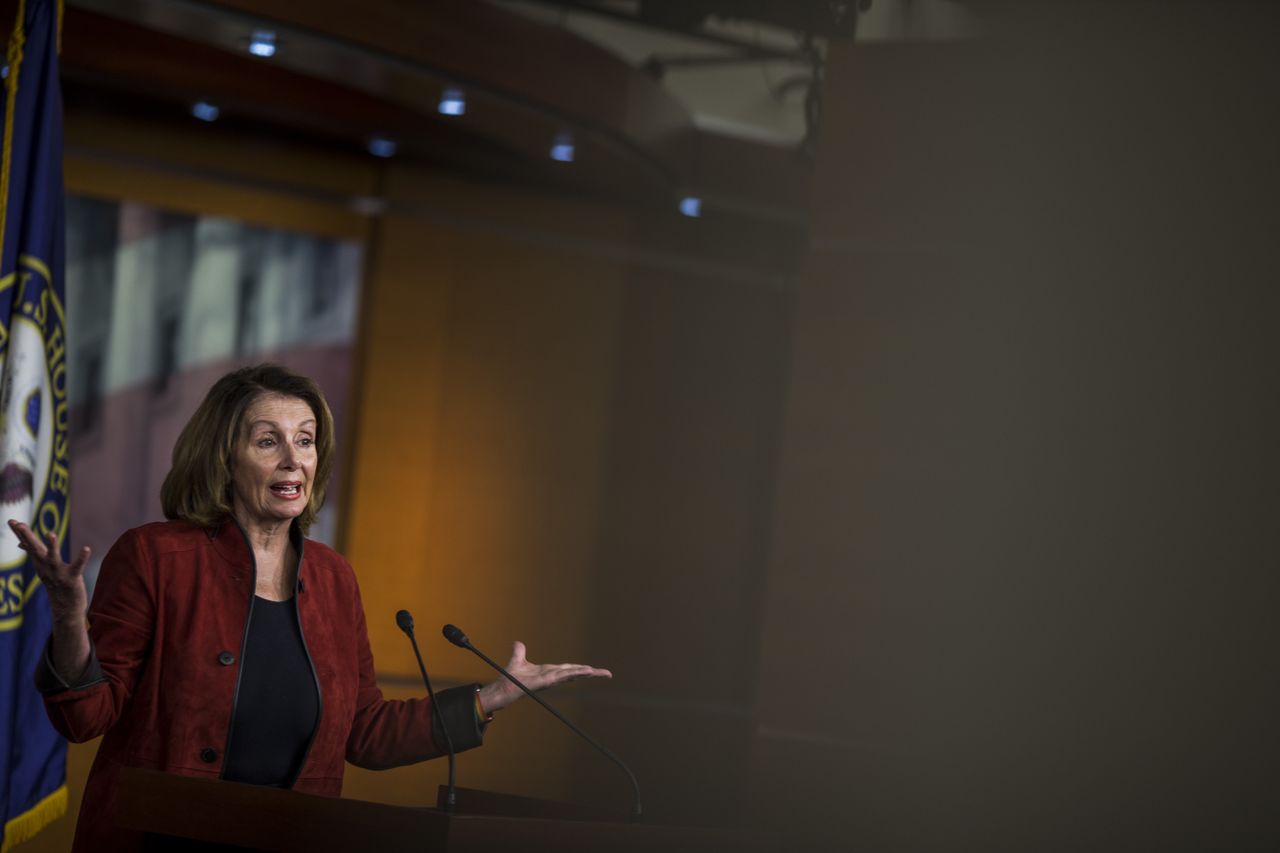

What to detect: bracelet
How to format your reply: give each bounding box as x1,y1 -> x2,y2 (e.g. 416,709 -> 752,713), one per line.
474,686 -> 494,723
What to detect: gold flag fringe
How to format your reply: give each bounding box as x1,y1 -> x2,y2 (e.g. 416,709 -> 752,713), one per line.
1,785 -> 68,852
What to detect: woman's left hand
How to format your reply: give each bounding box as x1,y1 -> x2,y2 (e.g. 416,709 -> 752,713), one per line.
477,641 -> 612,714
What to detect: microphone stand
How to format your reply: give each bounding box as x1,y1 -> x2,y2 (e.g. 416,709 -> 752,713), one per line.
396,610 -> 456,812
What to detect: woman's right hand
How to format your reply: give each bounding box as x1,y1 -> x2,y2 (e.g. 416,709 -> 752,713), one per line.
10,520 -> 94,684
8,520 -> 92,622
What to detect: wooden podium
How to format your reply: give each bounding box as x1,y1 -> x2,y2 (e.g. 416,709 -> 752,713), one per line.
116,768 -> 765,852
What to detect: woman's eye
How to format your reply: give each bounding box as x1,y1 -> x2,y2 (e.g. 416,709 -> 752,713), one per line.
298,436 -> 314,448
257,437 -> 276,448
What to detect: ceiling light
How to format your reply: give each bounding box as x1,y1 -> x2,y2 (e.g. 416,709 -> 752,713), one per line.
191,101 -> 220,122
679,196 -> 702,218
248,30 -> 277,57
367,137 -> 397,158
438,87 -> 466,117
550,132 -> 575,163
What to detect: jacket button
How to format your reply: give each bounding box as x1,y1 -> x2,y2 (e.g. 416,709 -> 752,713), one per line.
217,651 -> 236,666
199,748 -> 218,763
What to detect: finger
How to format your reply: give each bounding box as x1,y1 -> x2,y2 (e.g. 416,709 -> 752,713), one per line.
539,664 -> 612,685
8,520 -> 48,558
67,545 -> 92,577
43,532 -> 72,572
509,640 -> 528,666
551,662 -> 612,677
8,517 -> 40,545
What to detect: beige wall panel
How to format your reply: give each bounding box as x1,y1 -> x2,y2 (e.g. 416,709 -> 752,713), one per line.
342,186 -> 633,805
344,182 -> 628,694
340,211 -> 458,673
403,230 -> 625,665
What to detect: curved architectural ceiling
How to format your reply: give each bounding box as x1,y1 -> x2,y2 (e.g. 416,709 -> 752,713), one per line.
60,0 -> 816,222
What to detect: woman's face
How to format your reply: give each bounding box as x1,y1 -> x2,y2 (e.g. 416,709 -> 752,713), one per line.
229,393 -> 317,532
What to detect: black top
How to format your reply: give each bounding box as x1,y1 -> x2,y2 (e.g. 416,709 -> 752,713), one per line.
222,596 -> 319,787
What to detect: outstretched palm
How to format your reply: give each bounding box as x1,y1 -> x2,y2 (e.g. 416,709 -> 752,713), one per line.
480,641 -> 612,714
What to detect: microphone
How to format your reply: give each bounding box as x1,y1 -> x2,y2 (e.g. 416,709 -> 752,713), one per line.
396,610 -> 457,812
442,623 -> 642,820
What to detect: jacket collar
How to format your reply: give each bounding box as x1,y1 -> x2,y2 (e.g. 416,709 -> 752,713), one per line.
206,516 -> 305,581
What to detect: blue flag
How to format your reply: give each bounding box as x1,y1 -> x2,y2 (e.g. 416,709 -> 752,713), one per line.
0,0 -> 70,849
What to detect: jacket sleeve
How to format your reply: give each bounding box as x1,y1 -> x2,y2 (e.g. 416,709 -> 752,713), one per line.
342,581 -> 485,769
40,529 -> 156,742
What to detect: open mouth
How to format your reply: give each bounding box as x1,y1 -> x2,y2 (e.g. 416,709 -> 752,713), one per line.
270,483 -> 303,499
0,462 -> 33,505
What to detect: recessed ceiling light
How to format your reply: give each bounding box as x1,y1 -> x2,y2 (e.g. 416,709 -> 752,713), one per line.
191,101 -> 220,122
248,30 -> 277,58
438,87 -> 466,117
550,132 -> 575,163
367,137 -> 397,158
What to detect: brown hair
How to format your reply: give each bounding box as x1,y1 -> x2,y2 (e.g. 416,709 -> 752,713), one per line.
160,364 -> 336,533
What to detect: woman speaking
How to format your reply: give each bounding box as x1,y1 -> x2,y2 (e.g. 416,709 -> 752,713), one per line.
11,364 -> 610,852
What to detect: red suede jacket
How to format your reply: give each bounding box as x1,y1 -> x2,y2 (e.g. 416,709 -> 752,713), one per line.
39,520 -> 483,853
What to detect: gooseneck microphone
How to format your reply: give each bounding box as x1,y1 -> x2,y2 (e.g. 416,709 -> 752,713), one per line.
442,623 -> 642,819
396,610 -> 457,812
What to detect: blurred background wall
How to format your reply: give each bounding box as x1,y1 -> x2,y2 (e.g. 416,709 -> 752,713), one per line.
18,0 -> 1280,851
755,2 -> 1280,848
